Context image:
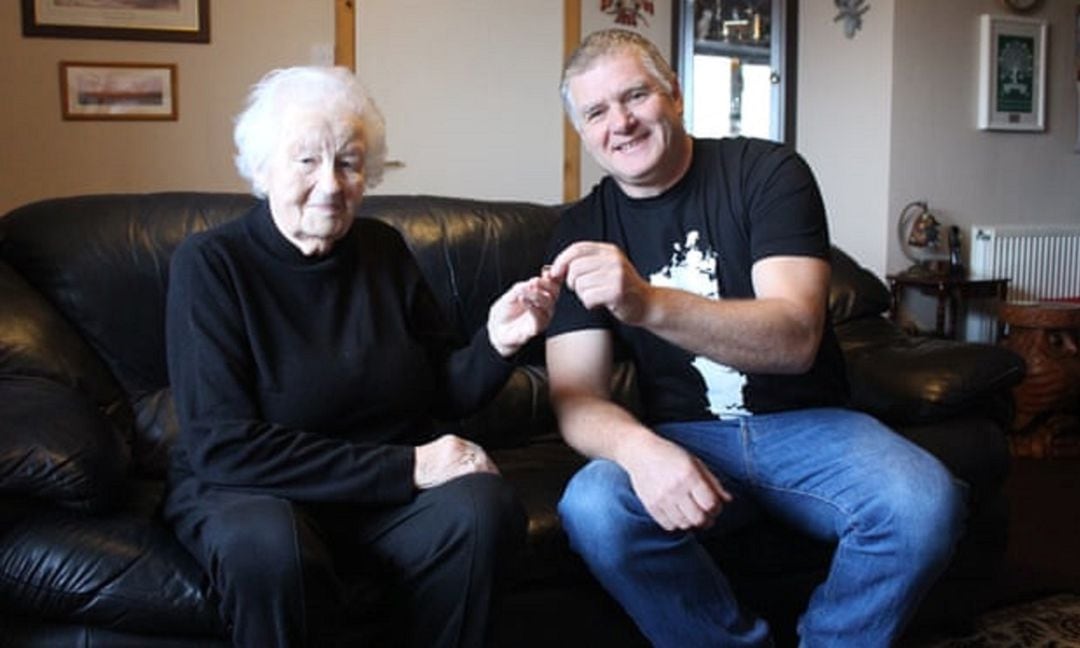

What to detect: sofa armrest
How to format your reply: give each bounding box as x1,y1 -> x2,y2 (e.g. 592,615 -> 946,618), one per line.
0,259 -> 130,428
838,318 -> 1025,426
0,376 -> 130,512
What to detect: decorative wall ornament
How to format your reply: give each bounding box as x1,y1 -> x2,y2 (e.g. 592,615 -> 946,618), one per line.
601,0 -> 654,28
834,0 -> 869,39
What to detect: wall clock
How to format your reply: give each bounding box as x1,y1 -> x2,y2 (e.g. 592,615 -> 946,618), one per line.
1000,0 -> 1043,13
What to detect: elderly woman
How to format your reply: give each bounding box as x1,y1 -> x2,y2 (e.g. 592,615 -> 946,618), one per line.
163,66 -> 558,647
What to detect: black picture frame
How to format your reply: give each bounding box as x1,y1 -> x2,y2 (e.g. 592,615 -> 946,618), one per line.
22,0 -> 209,44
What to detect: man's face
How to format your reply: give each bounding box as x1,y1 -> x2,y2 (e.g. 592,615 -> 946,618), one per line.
258,106 -> 366,256
568,51 -> 688,198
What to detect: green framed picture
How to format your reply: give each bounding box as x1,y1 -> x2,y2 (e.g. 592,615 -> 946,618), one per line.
977,14 -> 1046,131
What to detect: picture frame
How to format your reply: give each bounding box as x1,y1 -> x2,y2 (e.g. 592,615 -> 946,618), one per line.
22,0 -> 209,44
60,62 -> 178,121
977,14 -> 1047,131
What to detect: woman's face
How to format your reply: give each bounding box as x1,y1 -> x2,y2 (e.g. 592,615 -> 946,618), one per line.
258,105 -> 367,256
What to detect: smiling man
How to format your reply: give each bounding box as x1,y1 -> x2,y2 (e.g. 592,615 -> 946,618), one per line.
544,28 -> 967,647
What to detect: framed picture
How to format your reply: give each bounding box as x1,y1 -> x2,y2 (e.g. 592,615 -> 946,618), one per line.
22,0 -> 209,43
977,14 -> 1047,131
60,62 -> 178,121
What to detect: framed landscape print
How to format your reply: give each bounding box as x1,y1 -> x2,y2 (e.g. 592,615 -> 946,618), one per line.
60,62 -> 178,121
22,0 -> 209,43
977,14 -> 1047,131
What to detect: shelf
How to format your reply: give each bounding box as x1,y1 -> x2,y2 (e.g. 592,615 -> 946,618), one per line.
693,39 -> 770,63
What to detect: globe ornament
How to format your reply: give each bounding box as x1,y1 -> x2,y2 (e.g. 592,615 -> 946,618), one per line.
897,200 -> 948,277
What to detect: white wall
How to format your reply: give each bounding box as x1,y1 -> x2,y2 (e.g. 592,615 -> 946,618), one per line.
355,2 -> 674,204
355,0 -> 564,204
796,0 -> 896,275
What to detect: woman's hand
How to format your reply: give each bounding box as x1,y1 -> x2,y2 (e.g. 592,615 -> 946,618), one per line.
486,269 -> 561,357
414,434 -> 498,489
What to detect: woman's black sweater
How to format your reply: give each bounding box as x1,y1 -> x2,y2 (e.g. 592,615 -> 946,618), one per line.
165,203 -> 513,505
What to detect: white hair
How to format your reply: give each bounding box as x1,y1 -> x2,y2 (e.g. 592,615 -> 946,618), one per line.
233,66 -> 387,196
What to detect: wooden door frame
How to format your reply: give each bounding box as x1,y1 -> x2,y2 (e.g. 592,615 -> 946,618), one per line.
334,0 -> 355,70
563,0 -> 581,202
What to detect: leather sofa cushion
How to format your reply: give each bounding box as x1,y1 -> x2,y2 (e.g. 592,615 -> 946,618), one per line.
0,496 -> 222,637
839,317 -> 1025,424
0,376 -> 128,512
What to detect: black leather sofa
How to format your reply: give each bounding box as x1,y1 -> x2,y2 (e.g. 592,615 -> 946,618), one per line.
0,193 -> 1025,647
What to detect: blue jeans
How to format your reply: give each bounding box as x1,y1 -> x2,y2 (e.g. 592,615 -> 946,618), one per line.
557,408 -> 966,648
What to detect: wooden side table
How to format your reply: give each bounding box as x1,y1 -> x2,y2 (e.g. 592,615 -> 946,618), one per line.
999,301 -> 1080,458
886,273 -> 1009,339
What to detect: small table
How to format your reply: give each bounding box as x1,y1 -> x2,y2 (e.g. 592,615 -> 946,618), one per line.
886,272 -> 1009,339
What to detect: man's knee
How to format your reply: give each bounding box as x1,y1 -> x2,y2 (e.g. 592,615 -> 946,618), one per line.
912,472 -> 967,561
878,460 -> 967,566
558,461 -> 644,558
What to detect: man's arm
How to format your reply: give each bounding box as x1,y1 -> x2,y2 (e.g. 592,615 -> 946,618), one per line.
549,243 -> 830,375
546,328 -> 731,531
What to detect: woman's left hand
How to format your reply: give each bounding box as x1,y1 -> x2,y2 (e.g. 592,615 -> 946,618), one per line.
487,270 -> 561,357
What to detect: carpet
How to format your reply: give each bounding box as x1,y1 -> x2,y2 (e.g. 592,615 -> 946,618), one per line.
912,593 -> 1080,647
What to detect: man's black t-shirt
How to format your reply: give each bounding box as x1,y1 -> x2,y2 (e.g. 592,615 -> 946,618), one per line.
547,137 -> 848,423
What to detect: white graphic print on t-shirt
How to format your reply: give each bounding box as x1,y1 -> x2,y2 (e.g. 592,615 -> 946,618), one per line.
648,231 -> 750,417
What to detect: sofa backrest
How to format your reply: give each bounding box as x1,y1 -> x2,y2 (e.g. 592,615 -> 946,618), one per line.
828,246 -> 892,325
0,192 -> 560,477
1,191 -> 894,480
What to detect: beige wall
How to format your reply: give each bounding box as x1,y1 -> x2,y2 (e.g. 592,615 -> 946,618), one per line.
0,0 -> 333,215
4,0 -> 1077,277
798,0 -> 1080,276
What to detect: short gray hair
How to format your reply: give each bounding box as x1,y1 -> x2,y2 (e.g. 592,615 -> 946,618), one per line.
233,66 -> 387,196
560,29 -> 678,128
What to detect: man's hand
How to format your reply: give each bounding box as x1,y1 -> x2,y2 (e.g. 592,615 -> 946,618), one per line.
620,435 -> 732,531
549,241 -> 653,325
414,435 -> 498,490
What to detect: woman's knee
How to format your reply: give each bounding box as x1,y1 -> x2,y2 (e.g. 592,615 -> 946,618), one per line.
206,495 -> 311,588
425,473 -> 526,550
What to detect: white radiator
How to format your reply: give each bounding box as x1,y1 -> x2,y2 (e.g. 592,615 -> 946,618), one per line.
965,224 -> 1080,342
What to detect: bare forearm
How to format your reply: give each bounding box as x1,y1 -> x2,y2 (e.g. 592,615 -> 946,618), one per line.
640,286 -> 821,374
551,246 -> 828,375
552,392 -> 655,464
552,389 -> 734,532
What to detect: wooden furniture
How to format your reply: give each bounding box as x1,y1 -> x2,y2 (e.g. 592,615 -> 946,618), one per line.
999,301 -> 1080,458
887,273 -> 1009,339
